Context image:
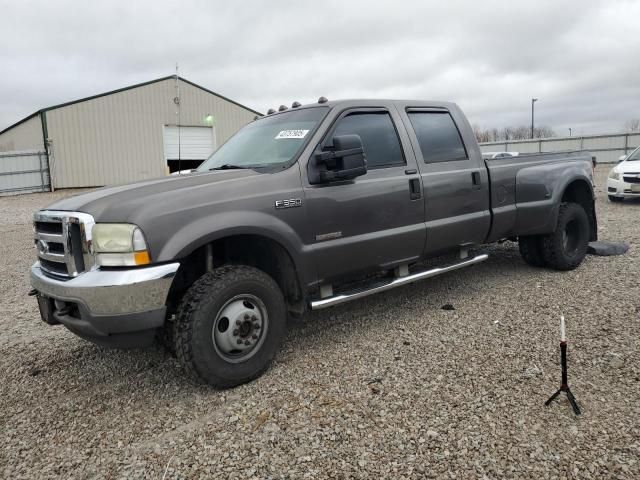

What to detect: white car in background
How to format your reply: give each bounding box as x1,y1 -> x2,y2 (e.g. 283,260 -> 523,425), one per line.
481,151 -> 520,159
607,146 -> 640,202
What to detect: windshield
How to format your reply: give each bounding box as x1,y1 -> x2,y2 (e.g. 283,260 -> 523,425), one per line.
627,147 -> 640,161
197,107 -> 328,171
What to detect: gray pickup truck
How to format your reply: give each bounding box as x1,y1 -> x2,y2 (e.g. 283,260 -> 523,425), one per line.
30,98 -> 597,387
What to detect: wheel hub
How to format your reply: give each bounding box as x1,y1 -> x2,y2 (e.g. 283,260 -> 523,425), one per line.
212,295 -> 267,361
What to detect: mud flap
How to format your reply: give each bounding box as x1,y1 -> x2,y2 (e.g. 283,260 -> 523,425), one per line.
36,294 -> 60,325
587,241 -> 629,256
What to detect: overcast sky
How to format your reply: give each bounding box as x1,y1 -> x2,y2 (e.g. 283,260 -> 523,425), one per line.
1,0 -> 639,136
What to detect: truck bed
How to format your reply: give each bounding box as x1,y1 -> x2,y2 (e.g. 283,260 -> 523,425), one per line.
484,151 -> 595,242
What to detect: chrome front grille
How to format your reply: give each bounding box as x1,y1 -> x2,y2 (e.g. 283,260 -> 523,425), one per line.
34,211 -> 96,279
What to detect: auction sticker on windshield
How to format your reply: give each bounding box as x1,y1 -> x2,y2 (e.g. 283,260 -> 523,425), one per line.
275,129 -> 309,139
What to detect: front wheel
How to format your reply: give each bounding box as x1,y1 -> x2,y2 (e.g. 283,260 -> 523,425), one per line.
541,202 -> 590,271
174,265 -> 287,388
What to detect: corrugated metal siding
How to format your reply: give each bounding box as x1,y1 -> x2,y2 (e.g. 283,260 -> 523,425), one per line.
0,115 -> 44,152
479,133 -> 640,164
46,78 -> 256,188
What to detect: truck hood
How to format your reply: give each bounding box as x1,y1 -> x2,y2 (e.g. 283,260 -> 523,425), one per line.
45,170 -> 259,221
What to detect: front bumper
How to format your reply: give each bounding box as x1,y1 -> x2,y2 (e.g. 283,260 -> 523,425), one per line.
31,262 -> 179,346
607,178 -> 640,198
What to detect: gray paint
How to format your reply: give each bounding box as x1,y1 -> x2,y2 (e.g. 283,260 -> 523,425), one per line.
487,153 -> 594,237
395,101 -> 491,255
45,99 -> 596,296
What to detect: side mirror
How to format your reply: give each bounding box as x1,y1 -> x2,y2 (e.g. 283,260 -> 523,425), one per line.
618,155 -> 627,163
313,134 -> 367,183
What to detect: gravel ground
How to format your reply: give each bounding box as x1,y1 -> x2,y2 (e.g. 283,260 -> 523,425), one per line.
1,166 -> 638,479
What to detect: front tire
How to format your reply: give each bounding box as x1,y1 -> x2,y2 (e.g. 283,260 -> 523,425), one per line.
174,265 -> 287,388
541,202 -> 590,271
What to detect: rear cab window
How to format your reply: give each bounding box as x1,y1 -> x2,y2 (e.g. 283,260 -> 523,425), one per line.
407,110 -> 468,163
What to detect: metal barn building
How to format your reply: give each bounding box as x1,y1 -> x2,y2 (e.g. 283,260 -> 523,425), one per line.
0,76 -> 260,193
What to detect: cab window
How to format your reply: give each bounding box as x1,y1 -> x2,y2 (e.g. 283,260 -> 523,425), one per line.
408,111 -> 468,163
332,112 -> 405,169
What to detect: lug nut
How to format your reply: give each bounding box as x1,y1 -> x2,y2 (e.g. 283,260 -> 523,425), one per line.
235,319 -> 241,326
252,334 -> 258,340
244,314 -> 250,320
233,329 -> 239,336
251,315 -> 258,321
253,323 -> 260,330
237,339 -> 243,345
244,340 -> 250,346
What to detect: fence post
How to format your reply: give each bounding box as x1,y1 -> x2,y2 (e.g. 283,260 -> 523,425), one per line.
624,133 -> 629,154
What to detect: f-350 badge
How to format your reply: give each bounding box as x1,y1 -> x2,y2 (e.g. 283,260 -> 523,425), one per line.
274,198 -> 302,209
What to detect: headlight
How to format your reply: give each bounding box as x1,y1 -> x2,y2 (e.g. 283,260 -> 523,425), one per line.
609,170 -> 620,180
92,224 -> 151,266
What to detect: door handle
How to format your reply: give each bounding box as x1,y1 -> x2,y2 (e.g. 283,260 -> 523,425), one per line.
471,171 -> 481,189
409,178 -> 421,200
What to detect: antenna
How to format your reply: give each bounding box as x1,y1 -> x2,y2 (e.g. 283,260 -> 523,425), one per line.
175,63 -> 182,174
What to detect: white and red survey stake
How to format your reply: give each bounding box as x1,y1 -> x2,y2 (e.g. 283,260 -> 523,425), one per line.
545,315 -> 581,415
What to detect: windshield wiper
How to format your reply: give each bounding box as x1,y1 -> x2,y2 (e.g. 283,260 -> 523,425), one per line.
209,164 -> 249,171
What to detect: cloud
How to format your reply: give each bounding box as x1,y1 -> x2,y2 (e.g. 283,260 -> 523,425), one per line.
1,0 -> 638,135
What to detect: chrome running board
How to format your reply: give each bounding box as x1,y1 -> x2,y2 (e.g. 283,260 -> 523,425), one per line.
310,253 -> 488,310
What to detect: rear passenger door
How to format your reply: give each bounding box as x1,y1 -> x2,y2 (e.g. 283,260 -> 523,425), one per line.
398,106 -> 491,255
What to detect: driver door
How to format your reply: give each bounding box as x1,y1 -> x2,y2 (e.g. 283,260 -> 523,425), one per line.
302,107 -> 426,284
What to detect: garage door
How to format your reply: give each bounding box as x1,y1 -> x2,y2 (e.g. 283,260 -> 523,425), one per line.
163,126 -> 215,162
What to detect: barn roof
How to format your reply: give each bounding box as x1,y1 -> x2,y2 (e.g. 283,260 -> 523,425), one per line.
0,75 -> 262,135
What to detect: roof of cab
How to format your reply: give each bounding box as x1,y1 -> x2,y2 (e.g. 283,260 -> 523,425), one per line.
260,98 -> 459,118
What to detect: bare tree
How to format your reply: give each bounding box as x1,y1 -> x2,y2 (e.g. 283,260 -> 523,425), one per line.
534,126 -> 555,139
514,126 -> 530,139
474,125 -> 556,142
473,124 -> 491,143
624,118 -> 640,132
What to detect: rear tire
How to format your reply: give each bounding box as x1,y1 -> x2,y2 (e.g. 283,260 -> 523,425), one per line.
174,265 -> 287,388
541,202 -> 590,271
608,195 -> 623,203
518,236 -> 547,267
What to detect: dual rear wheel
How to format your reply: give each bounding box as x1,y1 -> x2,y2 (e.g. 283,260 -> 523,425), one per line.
518,202 -> 590,271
